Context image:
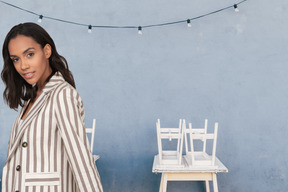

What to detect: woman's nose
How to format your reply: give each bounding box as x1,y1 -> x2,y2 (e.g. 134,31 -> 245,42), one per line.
20,60 -> 29,70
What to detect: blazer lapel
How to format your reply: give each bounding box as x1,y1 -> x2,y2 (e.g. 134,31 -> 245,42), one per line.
6,92 -> 49,163
5,72 -> 65,163
8,105 -> 26,149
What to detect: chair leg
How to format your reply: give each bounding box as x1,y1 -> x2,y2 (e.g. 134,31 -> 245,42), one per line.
205,180 -> 210,192
212,174 -> 218,192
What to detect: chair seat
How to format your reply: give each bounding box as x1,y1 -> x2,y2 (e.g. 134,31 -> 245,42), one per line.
155,155 -> 185,168
184,152 -> 218,167
160,151 -> 184,166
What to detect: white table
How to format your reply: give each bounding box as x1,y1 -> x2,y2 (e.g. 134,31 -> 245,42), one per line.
152,155 -> 228,192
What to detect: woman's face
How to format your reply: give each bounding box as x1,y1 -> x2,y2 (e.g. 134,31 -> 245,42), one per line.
8,35 -> 52,88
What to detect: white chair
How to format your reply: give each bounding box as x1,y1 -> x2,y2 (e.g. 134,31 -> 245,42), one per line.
156,119 -> 184,167
86,119 -> 100,162
184,119 -> 218,167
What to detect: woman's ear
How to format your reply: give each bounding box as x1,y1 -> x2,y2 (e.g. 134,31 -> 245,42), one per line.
44,44 -> 52,59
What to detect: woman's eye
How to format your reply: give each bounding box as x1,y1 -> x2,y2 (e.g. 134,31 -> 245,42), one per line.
11,58 -> 18,63
27,53 -> 34,57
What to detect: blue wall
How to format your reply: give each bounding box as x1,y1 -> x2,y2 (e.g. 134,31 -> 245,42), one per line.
1,0 -> 288,191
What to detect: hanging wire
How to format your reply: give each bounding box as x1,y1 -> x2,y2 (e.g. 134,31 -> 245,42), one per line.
0,0 -> 247,30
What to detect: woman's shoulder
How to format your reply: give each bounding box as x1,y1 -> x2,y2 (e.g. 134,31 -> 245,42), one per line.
48,72 -> 76,92
47,72 -> 82,102
53,81 -> 79,99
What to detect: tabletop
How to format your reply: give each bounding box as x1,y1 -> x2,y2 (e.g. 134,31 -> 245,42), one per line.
152,155 -> 228,174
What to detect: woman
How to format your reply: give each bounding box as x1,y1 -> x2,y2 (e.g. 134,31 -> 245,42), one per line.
1,22 -> 103,192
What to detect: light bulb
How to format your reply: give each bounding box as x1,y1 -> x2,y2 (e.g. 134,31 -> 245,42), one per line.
187,19 -> 192,27
138,26 -> 142,35
38,15 -> 43,23
88,25 -> 92,33
234,4 -> 239,12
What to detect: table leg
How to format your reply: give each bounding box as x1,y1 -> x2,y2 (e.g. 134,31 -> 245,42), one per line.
163,173 -> 168,192
159,174 -> 164,192
205,180 -> 210,192
212,174 -> 218,192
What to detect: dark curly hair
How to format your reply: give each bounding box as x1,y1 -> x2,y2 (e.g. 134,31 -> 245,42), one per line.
1,22 -> 75,109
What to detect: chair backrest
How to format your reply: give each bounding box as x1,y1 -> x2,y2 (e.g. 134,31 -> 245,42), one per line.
184,119 -> 218,166
156,119 -> 184,166
86,119 -> 96,152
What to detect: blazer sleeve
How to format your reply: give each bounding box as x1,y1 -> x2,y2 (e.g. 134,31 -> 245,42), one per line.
54,85 -> 103,192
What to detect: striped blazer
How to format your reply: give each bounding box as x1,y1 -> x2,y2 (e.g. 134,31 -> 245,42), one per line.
2,72 -> 103,192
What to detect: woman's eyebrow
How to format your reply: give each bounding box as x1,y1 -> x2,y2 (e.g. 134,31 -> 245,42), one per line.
10,47 -> 35,57
23,47 -> 35,54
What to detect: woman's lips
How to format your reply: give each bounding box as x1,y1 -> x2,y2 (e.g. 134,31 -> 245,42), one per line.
23,72 -> 35,79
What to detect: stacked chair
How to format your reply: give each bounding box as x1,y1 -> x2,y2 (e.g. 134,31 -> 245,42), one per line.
86,119 -> 100,163
154,118 -> 226,192
183,119 -> 218,167
156,118 -> 218,168
156,119 -> 185,167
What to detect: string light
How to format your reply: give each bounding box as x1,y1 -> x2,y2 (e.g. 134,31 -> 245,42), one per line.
138,26 -> 142,35
0,0 -> 247,33
234,4 -> 240,12
88,25 -> 92,33
38,15 -> 43,23
187,19 -> 192,27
